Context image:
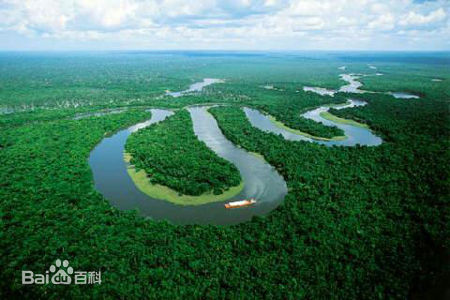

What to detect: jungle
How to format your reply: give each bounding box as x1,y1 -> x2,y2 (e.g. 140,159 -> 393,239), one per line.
0,51 -> 449,299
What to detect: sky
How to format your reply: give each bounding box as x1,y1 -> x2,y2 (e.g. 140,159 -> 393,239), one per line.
0,0 -> 449,51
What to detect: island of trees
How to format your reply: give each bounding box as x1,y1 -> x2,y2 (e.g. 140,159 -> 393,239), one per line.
125,109 -> 242,196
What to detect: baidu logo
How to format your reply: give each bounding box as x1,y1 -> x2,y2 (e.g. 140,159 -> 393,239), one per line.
22,259 -> 101,285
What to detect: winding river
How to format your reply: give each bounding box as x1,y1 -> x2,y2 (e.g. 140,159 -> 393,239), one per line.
244,99 -> 382,147
303,73 -> 420,99
89,76 -> 386,225
166,78 -> 224,97
90,107 -> 287,225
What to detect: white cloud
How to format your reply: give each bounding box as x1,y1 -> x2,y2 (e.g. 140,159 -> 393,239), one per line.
370,3 -> 389,14
288,1 -> 332,16
76,0 -> 138,28
368,13 -> 395,31
1,0 -> 73,33
399,8 -> 447,26
0,0 -> 448,50
337,17 -> 357,27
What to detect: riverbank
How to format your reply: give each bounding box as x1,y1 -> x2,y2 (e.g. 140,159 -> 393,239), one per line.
319,111 -> 369,128
268,114 -> 347,141
124,152 -> 245,206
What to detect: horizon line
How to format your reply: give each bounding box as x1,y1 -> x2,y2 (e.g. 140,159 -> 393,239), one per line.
0,49 -> 449,53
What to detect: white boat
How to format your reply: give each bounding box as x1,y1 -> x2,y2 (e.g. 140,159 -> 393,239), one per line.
225,199 -> 256,209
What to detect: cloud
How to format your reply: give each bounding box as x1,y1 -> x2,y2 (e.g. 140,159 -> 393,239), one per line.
0,0 -> 448,50
368,13 -> 395,31
399,8 -> 446,26
337,17 -> 357,27
0,0 -> 73,33
75,0 -> 138,28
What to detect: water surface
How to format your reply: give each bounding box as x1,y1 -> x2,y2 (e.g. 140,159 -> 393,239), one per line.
303,74 -> 367,96
303,72 -> 420,99
303,86 -> 335,96
167,78 -> 223,97
338,74 -> 365,93
301,100 -> 382,146
90,107 -> 287,225
245,99 -> 382,147
74,108 -> 127,120
0,107 -> 15,115
388,92 -> 420,99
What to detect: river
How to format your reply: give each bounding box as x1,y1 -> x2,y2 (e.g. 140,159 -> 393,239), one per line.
244,99 -> 382,147
89,107 -> 287,225
166,78 -> 224,97
90,78 -> 384,225
303,72 -> 420,99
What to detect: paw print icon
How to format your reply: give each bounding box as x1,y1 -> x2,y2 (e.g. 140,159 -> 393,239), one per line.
50,259 -> 73,285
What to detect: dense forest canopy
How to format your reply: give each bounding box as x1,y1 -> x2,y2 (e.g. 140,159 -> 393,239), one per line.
0,51 -> 449,298
125,109 -> 241,196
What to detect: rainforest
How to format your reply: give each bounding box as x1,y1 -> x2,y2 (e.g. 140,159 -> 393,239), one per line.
125,109 -> 242,199
0,51 -> 449,299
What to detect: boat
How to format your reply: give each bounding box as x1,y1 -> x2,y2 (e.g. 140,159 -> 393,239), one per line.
225,199 -> 256,209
